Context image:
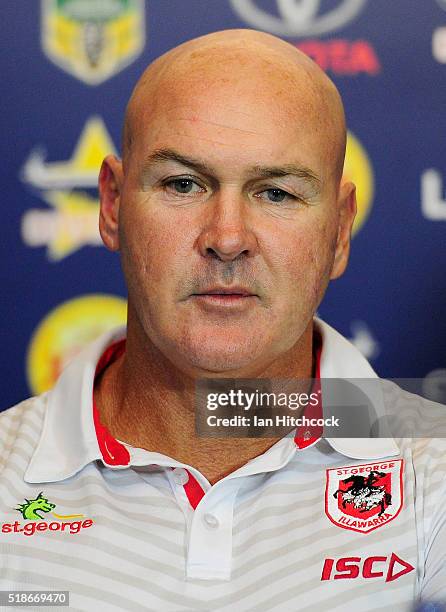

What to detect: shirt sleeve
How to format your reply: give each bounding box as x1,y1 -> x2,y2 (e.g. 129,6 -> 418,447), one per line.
417,438 -> 446,605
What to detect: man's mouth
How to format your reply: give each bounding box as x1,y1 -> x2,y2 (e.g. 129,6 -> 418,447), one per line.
191,286 -> 258,307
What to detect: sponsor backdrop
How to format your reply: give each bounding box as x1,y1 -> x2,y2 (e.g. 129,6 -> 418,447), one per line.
2,0 -> 445,411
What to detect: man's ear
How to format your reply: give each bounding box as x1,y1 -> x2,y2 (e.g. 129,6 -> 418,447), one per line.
330,181 -> 357,280
98,154 -> 124,251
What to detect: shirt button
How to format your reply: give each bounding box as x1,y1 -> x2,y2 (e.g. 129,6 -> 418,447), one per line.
172,467 -> 189,485
203,513 -> 219,529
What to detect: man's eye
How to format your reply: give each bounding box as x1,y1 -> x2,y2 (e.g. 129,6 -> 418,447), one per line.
163,178 -> 204,195
257,188 -> 296,204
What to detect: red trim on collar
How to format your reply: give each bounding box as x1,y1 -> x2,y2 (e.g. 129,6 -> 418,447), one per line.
92,339 -> 131,466
293,328 -> 323,450
91,329 -> 324,465
183,470 -> 205,509
91,341 -> 207,506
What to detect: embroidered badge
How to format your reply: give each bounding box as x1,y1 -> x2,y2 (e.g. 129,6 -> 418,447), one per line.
0,492 -> 94,537
325,459 -> 403,533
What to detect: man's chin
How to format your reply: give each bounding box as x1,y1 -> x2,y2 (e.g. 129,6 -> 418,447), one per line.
178,344 -> 265,377
158,318 -> 276,376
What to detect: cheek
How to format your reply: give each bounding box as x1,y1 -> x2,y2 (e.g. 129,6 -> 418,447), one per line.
272,221 -> 336,312
119,199 -> 189,289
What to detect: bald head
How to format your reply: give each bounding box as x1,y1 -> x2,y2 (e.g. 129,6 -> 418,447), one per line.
122,28 -> 346,184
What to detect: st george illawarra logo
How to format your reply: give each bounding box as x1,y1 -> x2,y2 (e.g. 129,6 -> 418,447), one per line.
325,460 -> 403,533
41,0 -> 145,85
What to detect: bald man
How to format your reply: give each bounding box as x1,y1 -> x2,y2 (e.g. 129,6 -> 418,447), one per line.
2,29 -> 446,611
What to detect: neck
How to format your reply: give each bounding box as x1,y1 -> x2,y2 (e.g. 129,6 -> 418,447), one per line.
94,316 -> 315,485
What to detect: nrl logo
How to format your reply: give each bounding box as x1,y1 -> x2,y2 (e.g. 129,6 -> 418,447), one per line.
41,0 -> 145,85
229,0 -> 367,37
325,459 -> 403,533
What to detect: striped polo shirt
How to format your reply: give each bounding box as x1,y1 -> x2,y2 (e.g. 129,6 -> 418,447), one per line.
1,318 -> 446,611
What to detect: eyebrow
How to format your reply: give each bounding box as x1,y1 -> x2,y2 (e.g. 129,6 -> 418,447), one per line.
141,148 -> 322,191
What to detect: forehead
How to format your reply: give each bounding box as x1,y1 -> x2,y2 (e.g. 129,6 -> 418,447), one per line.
129,56 -> 337,180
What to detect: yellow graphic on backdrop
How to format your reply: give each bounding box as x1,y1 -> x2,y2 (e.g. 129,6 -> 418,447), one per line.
41,0 -> 145,85
343,131 -> 374,236
30,191 -> 100,260
21,116 -> 116,261
27,294 -> 127,395
22,115 -> 116,189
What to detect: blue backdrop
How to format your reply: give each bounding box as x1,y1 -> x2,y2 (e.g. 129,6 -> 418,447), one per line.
2,0 -> 446,411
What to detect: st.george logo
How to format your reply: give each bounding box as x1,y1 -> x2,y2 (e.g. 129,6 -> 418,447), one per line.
325,460 -> 403,533
229,0 -> 368,37
333,470 -> 392,517
2,492 -> 93,536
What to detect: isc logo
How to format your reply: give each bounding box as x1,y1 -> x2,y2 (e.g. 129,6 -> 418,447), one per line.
321,553 -> 414,582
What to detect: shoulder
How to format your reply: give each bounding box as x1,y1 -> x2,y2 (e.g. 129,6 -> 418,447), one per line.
377,381 -> 446,500
389,389 -> 446,520
0,395 -> 48,472
380,379 -> 446,440
0,394 -> 48,428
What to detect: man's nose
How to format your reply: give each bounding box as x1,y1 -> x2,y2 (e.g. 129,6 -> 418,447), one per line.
196,193 -> 258,262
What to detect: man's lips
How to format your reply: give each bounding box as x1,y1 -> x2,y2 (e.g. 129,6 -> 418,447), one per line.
190,287 -> 259,309
193,286 -> 257,297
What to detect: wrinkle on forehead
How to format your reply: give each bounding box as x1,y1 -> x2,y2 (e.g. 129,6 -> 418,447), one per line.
122,29 -> 346,183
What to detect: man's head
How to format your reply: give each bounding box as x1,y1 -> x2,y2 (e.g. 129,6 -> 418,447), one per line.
98,28 -> 356,377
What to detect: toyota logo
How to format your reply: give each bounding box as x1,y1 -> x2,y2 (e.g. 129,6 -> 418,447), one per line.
230,0 -> 368,37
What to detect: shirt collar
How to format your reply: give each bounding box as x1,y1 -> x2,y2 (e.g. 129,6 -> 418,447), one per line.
25,326 -> 127,484
315,317 -> 399,459
24,318 -> 398,484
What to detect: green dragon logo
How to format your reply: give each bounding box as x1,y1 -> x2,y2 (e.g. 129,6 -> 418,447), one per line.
16,492 -> 56,521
